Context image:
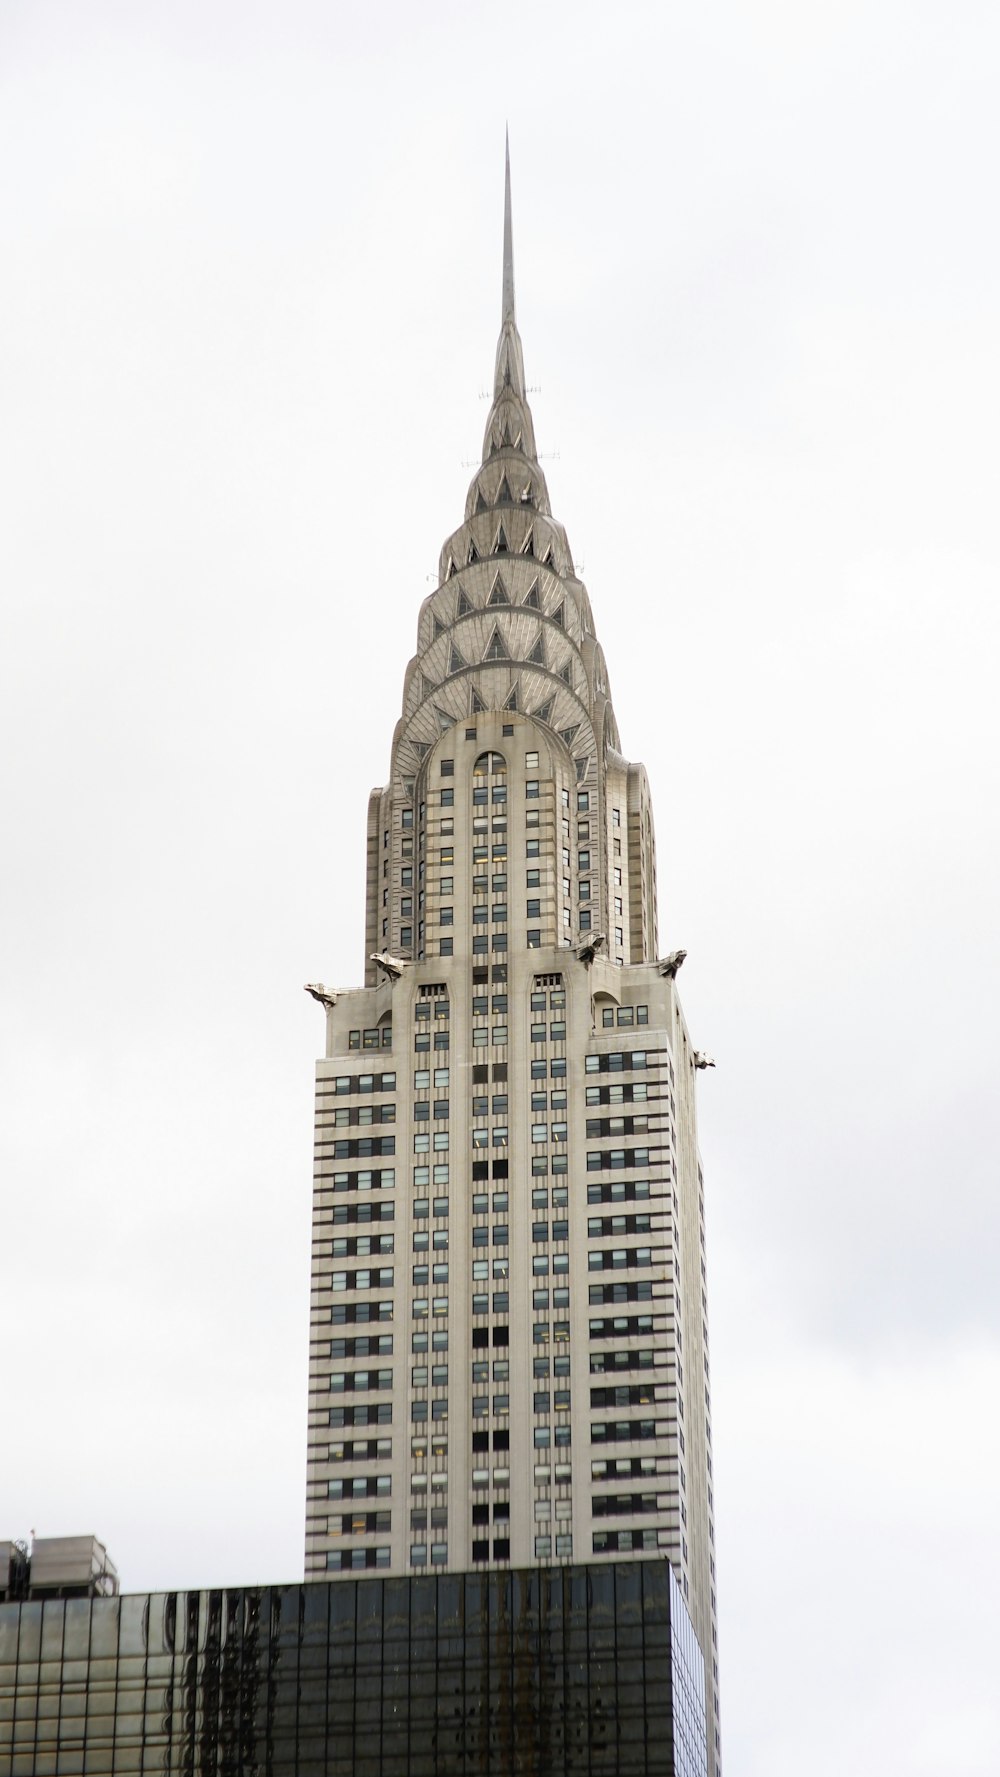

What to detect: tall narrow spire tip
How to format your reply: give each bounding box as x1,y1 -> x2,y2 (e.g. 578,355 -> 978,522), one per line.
502,130 -> 516,326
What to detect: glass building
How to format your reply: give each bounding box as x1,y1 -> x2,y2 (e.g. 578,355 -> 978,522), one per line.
0,1561 -> 706,1776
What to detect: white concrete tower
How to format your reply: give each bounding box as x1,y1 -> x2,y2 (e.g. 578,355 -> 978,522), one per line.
305,140 -> 721,1774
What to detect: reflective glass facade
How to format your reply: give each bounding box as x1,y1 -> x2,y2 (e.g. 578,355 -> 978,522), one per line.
0,1559 -> 705,1776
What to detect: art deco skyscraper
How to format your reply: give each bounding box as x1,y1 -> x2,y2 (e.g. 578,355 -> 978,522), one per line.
305,145 -> 720,1772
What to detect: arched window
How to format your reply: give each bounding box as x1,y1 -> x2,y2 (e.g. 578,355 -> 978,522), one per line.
472,751 -> 506,778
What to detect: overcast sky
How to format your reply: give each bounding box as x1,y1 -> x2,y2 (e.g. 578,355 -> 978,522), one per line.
2,2 -> 999,1771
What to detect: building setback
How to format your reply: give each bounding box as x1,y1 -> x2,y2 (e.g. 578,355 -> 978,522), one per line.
304,143 -> 721,1772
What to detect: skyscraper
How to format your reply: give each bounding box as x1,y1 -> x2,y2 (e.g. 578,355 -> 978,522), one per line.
305,144 -> 720,1772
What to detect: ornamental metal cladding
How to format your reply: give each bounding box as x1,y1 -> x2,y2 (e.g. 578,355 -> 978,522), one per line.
0,1562 -> 706,1777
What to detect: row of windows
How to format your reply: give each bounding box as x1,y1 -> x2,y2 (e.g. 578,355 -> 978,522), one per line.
591,1419 -> 660,1443
589,1213 -> 654,1236
588,1180 -> 653,1203
586,1082 -> 649,1103
586,1115 -> 652,1136
593,1529 -> 660,1552
589,1281 -> 655,1305
329,1203 -> 394,1225
328,1475 -> 392,1499
586,1050 -> 651,1073
329,1437 -> 391,1461
589,1314 -> 658,1339
326,1547 -> 391,1569
590,1349 -> 658,1373
591,1384 -> 659,1409
323,1071 -> 396,1096
330,1510 -> 391,1535
411,1542 -> 449,1565
411,1400 -> 450,1422
329,1369 -> 393,1393
347,1027 -> 393,1050
412,1165 -> 450,1186
330,1300 -> 393,1324
586,1147 -> 652,1170
330,1403 -> 392,1427
600,1005 -> 648,1027
329,1234 -> 394,1257
326,1137 -> 396,1158
324,1169 -> 396,1193
533,1535 -> 575,1557
329,1267 -> 395,1292
330,1334 -> 393,1358
588,1248 -> 654,1271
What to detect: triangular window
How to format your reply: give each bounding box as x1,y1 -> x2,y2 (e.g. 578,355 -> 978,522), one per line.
488,575 -> 510,607
449,643 -> 467,674
528,634 -> 546,667
558,725 -> 579,748
435,705 -> 454,733
553,601 -> 565,629
559,660 -> 573,686
457,589 -> 473,616
522,529 -> 535,558
575,756 -> 589,781
422,674 -> 438,699
543,544 -> 555,567
494,525 -> 509,554
412,741 -> 430,758
468,540 -> 480,564
503,682 -> 519,712
433,616 -> 445,639
522,580 -> 540,608
497,476 -> 512,505
535,697 -> 554,723
476,490 -> 488,514
445,556 -> 457,580
484,627 -> 510,662
471,685 -> 486,713
403,778 -> 415,797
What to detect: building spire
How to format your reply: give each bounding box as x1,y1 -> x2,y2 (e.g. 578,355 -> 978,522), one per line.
491,131 -> 527,415
502,125 -> 515,327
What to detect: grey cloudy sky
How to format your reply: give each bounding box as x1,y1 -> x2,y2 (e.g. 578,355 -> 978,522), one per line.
2,2 -> 999,1771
